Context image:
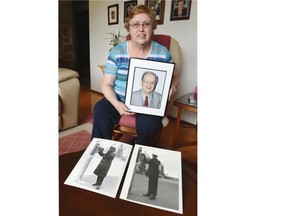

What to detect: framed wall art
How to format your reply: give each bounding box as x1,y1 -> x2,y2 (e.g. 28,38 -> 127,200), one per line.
108,4 -> 119,25
124,1 -> 137,23
170,0 -> 192,21
124,58 -> 175,117
145,0 -> 165,25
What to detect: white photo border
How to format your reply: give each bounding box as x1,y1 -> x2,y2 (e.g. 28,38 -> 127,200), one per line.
125,58 -> 175,116
64,138 -> 133,198
120,144 -> 183,214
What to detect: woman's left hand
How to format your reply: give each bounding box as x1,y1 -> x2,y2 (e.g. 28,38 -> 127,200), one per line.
168,84 -> 177,101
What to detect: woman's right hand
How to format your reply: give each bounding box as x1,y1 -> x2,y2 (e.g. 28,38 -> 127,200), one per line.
114,101 -> 135,116
101,74 -> 135,116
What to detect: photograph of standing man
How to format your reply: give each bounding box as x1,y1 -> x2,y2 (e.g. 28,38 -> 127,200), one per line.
143,154 -> 161,200
131,71 -> 162,109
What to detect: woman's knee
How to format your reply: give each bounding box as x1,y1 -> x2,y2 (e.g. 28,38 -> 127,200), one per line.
93,99 -> 106,114
92,98 -> 121,124
136,115 -> 162,137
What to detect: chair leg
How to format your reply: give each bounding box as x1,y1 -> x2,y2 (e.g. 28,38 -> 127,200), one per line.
112,126 -> 162,146
112,130 -> 137,145
112,132 -> 121,141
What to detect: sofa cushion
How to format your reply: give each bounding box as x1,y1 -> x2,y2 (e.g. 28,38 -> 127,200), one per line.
118,115 -> 136,128
59,95 -> 62,115
117,115 -> 169,128
58,68 -> 80,130
59,68 -> 79,83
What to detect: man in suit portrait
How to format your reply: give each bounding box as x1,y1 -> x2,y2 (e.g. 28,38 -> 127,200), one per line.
131,71 -> 162,109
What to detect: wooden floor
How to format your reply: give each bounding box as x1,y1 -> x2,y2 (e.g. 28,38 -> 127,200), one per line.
78,84 -> 197,150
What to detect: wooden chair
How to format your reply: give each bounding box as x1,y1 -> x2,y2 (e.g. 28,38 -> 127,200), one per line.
100,34 -> 182,145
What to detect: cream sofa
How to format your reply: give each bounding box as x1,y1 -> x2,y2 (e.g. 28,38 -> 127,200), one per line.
58,68 -> 80,130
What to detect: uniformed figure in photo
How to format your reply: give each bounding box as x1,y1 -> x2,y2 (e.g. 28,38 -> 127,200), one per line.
93,146 -> 116,190
143,153 -> 161,200
131,71 -> 162,108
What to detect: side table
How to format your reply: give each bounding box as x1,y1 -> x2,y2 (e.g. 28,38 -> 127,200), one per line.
172,92 -> 197,149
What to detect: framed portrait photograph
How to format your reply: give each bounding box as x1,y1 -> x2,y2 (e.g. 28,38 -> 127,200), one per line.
125,58 -> 175,117
170,0 -> 192,21
108,4 -> 119,25
124,1 -> 137,23
120,144 -> 183,214
145,0 -> 165,25
64,138 -> 133,198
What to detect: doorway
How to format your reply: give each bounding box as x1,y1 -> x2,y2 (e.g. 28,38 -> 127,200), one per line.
59,0 -> 90,85
74,1 -> 90,85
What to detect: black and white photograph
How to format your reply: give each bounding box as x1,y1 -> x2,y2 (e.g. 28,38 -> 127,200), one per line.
170,0 -> 192,21
124,1 -> 137,23
125,58 -> 175,116
64,138 -> 133,198
108,4 -> 119,25
120,144 -> 183,214
145,0 -> 165,24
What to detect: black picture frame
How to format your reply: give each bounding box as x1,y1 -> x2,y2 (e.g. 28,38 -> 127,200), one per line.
170,0 -> 192,21
124,1 -> 137,23
145,0 -> 165,25
108,4 -> 119,25
125,58 -> 175,117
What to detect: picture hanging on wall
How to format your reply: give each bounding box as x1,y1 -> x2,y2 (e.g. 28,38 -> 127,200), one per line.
108,4 -> 119,25
170,0 -> 192,21
124,1 -> 137,23
145,0 -> 165,25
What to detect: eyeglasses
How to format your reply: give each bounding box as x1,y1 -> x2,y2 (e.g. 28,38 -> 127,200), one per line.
129,22 -> 152,29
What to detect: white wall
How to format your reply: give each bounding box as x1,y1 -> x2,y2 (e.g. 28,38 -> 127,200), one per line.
89,0 -> 197,124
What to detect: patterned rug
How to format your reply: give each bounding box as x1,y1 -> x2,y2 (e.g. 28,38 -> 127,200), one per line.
59,115 -> 93,156
59,114 -> 135,156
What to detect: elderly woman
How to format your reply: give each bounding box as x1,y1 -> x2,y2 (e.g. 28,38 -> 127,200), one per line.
91,5 -> 179,145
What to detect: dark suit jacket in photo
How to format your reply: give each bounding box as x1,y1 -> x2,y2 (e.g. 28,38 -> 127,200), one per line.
173,7 -> 188,17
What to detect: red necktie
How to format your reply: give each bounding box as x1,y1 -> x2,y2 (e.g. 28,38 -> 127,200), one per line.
144,96 -> 148,107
